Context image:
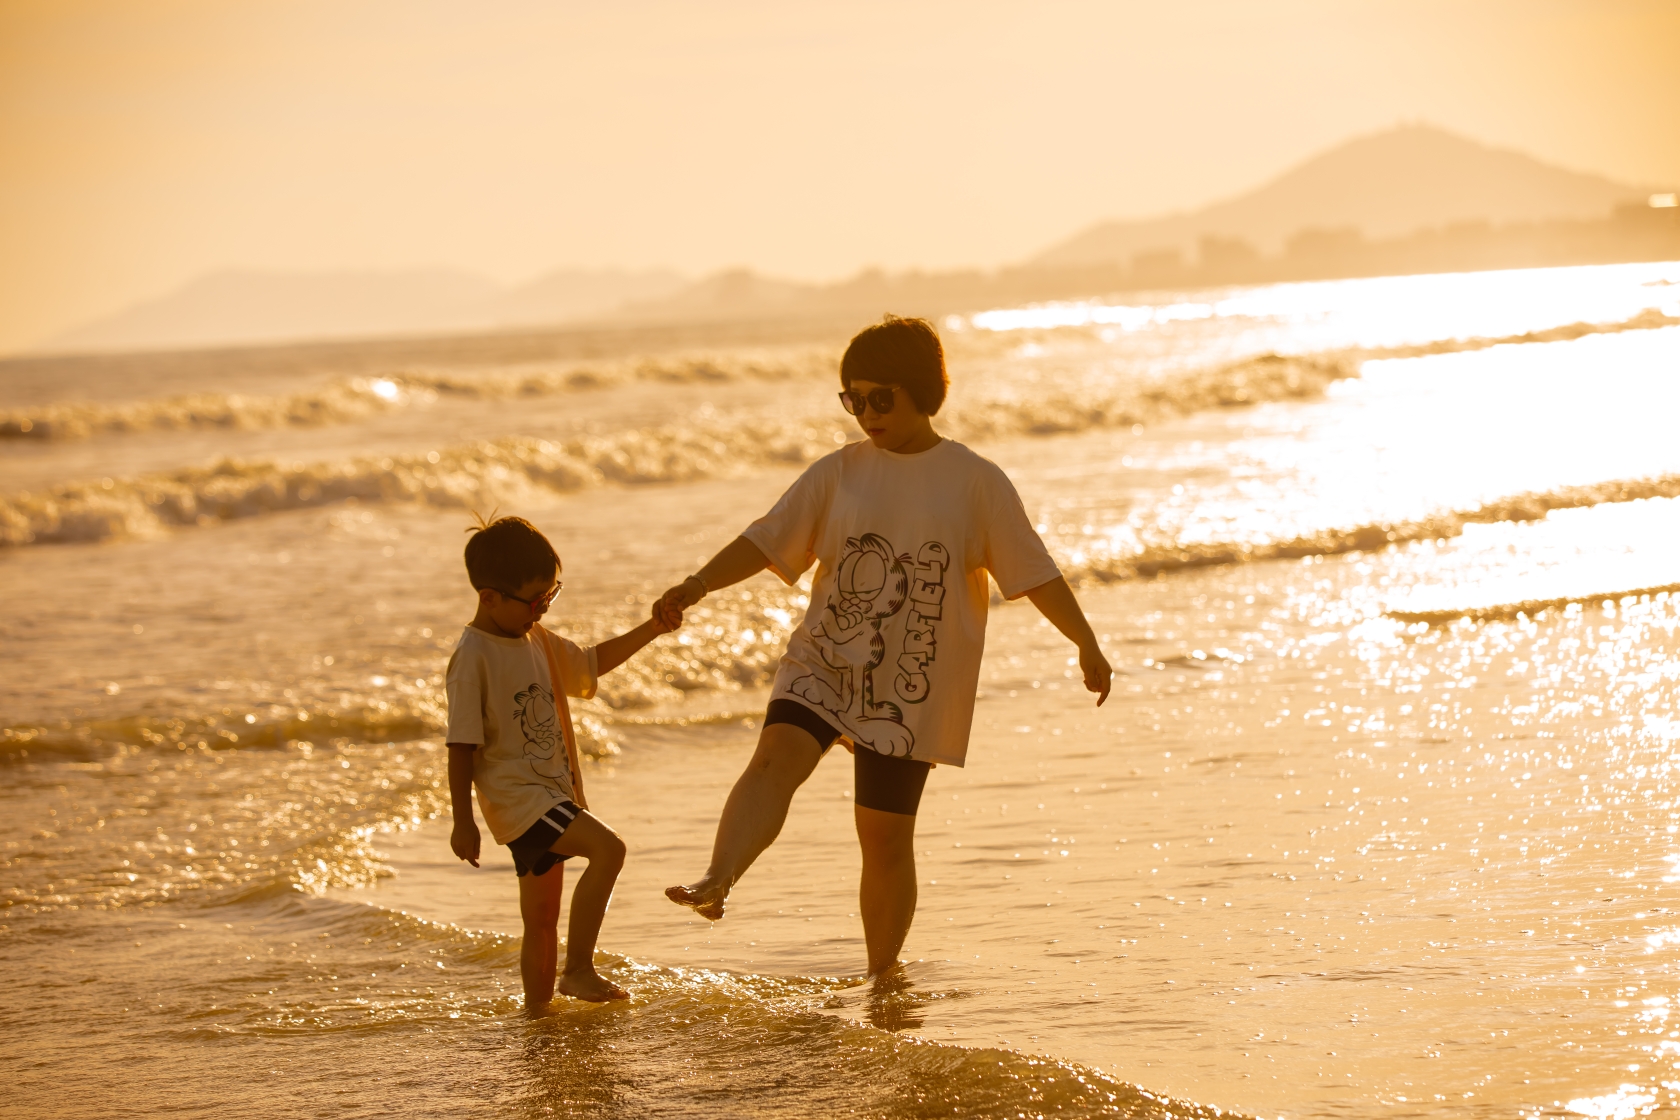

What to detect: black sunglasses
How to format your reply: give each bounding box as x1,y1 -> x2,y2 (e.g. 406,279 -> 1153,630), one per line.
496,581 -> 562,611
838,386 -> 898,416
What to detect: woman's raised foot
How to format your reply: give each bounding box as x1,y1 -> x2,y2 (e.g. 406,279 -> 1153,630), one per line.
665,881 -> 728,922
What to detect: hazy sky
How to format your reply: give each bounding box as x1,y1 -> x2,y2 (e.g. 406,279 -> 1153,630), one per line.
2,0 -> 1677,352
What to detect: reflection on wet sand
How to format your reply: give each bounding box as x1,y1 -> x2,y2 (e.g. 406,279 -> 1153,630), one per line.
511,959 -> 1225,1119
864,967 -> 930,1034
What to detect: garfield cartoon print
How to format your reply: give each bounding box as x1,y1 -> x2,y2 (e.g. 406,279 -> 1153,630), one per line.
512,680 -> 568,784
788,533 -> 949,757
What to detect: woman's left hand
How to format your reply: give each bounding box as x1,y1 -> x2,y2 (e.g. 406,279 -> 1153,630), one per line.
1079,643 -> 1112,706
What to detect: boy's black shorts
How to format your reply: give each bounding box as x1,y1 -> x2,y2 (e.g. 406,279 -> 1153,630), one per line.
764,698 -> 932,817
508,800 -> 580,877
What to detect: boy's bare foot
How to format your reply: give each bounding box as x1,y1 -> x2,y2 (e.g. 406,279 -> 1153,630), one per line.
664,881 -> 728,921
558,967 -> 630,1002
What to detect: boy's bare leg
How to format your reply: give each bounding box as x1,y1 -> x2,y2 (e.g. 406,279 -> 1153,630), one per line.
547,810 -> 630,1001
516,862 -> 565,1013
666,723 -> 824,920
855,804 -> 918,976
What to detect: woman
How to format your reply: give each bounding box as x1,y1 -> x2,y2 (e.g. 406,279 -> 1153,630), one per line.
657,315 -> 1111,976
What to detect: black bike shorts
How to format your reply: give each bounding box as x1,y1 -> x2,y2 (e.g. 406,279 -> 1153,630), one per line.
763,698 -> 932,816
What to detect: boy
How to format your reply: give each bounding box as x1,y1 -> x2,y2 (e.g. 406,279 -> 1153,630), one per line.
445,515 -> 676,1006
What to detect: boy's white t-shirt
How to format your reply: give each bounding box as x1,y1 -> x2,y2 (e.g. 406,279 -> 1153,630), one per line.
743,438 -> 1061,767
444,624 -> 598,844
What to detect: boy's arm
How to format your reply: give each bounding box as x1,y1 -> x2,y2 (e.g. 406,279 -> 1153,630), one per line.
1022,576 -> 1112,706
446,744 -> 481,866
594,617 -> 668,677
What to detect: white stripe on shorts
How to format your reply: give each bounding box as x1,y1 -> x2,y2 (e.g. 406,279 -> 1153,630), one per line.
543,802 -> 578,831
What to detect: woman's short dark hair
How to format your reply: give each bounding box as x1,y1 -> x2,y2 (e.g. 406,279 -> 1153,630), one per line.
464,515 -> 559,592
840,315 -> 948,416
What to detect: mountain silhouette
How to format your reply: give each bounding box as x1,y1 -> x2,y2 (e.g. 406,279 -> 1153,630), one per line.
1033,124 -> 1645,268
44,266 -> 686,354
37,125 -> 1655,355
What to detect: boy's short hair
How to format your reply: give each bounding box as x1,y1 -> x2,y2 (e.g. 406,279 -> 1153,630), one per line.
464,515 -> 559,592
840,315 -> 949,416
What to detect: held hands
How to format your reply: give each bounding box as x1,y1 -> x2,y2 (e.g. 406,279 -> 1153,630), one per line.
450,818 -> 481,867
1080,642 -> 1113,706
651,575 -> 703,634
650,597 -> 683,635
654,575 -> 705,633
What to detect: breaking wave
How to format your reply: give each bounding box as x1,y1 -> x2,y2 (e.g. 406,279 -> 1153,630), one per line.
0,422 -> 847,546
1351,305 -> 1679,361
951,352 -> 1354,439
15,455 -> 1676,765
1062,473 -> 1680,583
0,585 -> 809,763
8,307 -> 1670,446
10,310 -> 1676,551
1387,585 -> 1680,626
1,376 -> 417,441
0,690 -> 618,767
2,350 -> 1355,547
0,349 -> 834,441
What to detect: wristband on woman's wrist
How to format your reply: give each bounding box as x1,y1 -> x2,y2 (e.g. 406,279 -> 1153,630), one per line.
685,572 -> 710,597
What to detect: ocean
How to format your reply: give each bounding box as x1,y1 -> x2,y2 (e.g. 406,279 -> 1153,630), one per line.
4,261 -> 1680,1119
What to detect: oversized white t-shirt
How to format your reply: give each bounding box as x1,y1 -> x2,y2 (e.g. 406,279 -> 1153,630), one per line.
743,438 -> 1061,767
444,625 -> 598,844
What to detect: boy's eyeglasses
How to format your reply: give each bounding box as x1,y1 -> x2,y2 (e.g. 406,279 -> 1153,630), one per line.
838,387 -> 898,416
496,582 -> 562,611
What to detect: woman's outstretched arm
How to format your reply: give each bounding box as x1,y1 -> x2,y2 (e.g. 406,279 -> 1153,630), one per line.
656,536 -> 773,624
1022,576 -> 1112,705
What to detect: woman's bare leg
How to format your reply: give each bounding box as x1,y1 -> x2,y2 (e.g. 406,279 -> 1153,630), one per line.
666,723 -> 824,920
855,803 -> 919,976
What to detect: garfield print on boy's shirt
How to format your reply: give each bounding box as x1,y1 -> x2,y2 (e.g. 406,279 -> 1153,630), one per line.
444,625 -> 597,844
743,439 -> 1061,768
512,680 -> 571,783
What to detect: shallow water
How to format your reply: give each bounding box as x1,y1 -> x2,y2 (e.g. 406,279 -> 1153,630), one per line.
5,262 -> 1680,1119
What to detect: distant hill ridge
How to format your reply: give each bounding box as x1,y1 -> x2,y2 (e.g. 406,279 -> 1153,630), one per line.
39,125 -> 1659,355
1033,124 -> 1645,269
47,266 -> 687,354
